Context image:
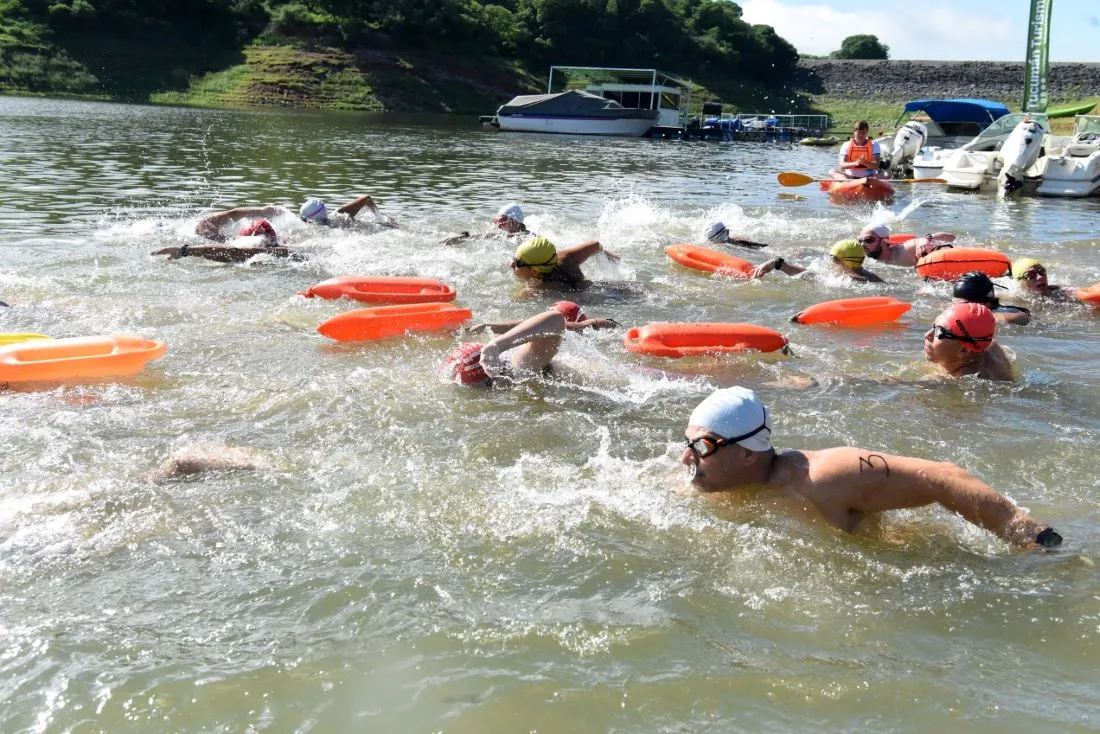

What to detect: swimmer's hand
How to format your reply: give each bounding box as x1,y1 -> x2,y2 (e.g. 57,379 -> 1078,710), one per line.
603,250 -> 621,263
478,340 -> 503,377
579,318 -> 620,330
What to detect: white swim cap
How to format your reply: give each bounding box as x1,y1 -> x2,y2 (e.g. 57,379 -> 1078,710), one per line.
863,224 -> 889,238
688,386 -> 772,452
495,203 -> 524,224
300,198 -> 327,222
705,221 -> 728,243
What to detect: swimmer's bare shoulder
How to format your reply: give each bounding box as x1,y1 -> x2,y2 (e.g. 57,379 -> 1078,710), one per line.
143,446 -> 260,482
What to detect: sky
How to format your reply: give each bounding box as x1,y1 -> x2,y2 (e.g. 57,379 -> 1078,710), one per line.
739,0 -> 1099,62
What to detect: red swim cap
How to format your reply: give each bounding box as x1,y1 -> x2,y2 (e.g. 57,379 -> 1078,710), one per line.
443,342 -> 489,385
240,219 -> 277,245
550,300 -> 585,322
937,303 -> 996,353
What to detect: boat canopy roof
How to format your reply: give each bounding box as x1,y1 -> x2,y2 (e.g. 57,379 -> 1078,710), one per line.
903,98 -> 1010,125
498,89 -> 657,119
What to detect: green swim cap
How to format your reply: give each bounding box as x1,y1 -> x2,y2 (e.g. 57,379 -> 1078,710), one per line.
514,236 -> 558,274
829,239 -> 865,269
1011,257 -> 1042,280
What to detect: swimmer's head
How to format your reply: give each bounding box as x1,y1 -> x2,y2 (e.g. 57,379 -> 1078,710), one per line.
953,271 -> 1004,307
239,218 -> 278,246
493,203 -> 525,233
858,224 -> 889,258
300,198 -> 327,223
512,236 -> 558,275
550,300 -> 585,322
926,303 -> 996,355
443,342 -> 489,386
1011,257 -> 1047,290
683,386 -> 773,491
705,221 -> 729,244
829,239 -> 865,269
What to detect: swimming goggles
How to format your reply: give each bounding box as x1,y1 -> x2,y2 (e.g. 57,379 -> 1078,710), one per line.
933,321 -> 992,346
684,421 -> 768,459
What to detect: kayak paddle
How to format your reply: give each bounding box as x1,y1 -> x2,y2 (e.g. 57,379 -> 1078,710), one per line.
777,172 -> 946,187
0,333 -> 51,346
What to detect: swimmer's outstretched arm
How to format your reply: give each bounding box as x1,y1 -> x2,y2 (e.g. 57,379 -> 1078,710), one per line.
151,245 -> 301,262
195,205 -> 289,239
560,240 -> 620,264
478,310 -> 565,374
338,194 -> 398,227
752,258 -> 806,279
819,448 -> 1062,548
469,317 -> 619,334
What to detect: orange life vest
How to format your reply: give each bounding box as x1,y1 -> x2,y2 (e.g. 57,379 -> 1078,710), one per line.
846,138 -> 875,163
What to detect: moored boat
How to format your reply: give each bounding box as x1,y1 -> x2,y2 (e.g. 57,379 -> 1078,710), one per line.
1034,115 -> 1100,198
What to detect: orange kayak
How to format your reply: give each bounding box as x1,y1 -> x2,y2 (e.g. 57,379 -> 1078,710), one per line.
665,244 -> 754,278
624,322 -> 788,358
300,275 -> 457,305
0,334 -> 166,383
819,177 -> 895,203
915,248 -> 1011,281
792,296 -> 912,326
317,303 -> 472,342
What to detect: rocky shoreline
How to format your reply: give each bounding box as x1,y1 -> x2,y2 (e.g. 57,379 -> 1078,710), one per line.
797,59 -> 1100,103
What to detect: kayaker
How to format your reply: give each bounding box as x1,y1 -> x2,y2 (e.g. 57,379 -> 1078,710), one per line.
510,236 -> 620,292
194,194 -> 396,242
952,271 -> 1031,326
440,203 -> 531,246
704,221 -> 768,249
467,300 -> 620,334
1011,258 -> 1076,300
680,386 -> 1062,549
923,303 -> 1013,381
751,240 -> 884,283
828,120 -> 884,180
859,224 -> 956,267
444,309 -> 567,387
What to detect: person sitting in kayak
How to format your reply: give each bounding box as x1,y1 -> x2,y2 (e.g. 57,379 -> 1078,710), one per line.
704,221 -> 768,249
467,300 -> 620,334
952,271 -> 1030,326
829,120 -> 886,180
1011,258 -> 1076,300
194,194 -> 396,242
510,236 -> 620,292
444,309 -> 567,388
152,219 -> 304,262
751,240 -> 884,283
858,224 -> 955,267
440,203 -> 531,246
923,303 -> 1013,381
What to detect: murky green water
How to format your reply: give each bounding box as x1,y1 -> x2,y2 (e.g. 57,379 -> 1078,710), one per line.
1,97 -> 1098,732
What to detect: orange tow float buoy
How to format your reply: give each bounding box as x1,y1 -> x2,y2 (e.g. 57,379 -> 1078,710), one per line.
623,322 -> 788,358
665,244 -> 754,278
0,334 -> 166,383
792,296 -> 912,326
317,303 -> 472,342
300,275 -> 457,305
1076,282 -> 1100,306
889,233 -> 916,243
818,178 -> 895,203
915,247 -> 1011,281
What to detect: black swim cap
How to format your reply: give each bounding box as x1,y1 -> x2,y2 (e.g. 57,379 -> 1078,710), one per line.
953,271 -> 1003,304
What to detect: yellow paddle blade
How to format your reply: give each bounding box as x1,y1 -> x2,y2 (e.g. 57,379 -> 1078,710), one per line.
777,172 -> 816,187
0,333 -> 51,346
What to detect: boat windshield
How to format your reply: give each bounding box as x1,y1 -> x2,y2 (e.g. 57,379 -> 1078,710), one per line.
1074,115 -> 1100,137
974,113 -> 1050,140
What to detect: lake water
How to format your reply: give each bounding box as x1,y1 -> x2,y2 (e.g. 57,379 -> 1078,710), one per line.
1,96 -> 1098,732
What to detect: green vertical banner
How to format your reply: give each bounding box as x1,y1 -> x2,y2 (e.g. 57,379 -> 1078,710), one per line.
1023,0 -> 1053,112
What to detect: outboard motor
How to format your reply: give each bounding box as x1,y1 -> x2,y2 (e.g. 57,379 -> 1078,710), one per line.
998,119 -> 1045,197
886,121 -> 927,175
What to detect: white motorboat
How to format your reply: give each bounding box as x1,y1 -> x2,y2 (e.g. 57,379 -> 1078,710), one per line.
997,118 -> 1045,197
941,149 -> 1002,190
912,112 -> 1051,184
1034,115 -> 1100,198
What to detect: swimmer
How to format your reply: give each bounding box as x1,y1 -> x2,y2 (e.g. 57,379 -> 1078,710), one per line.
152,219 -> 303,262
510,236 -> 620,292
704,221 -> 768,249
828,120 -> 888,180
194,194 -> 396,241
859,224 -> 955,267
440,203 -> 530,246
953,271 -> 1030,326
1011,258 -> 1076,300
143,445 -> 260,483
752,239 -> 884,283
467,300 -> 620,334
444,309 -> 566,387
681,386 -> 1062,548
923,303 -> 1013,381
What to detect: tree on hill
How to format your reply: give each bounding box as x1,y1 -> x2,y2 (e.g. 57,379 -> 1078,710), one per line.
831,34 -> 889,60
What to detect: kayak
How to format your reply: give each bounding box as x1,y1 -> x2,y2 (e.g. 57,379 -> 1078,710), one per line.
0,334 -> 166,383
624,322 -> 788,358
819,177 -> 895,203
1047,101 -> 1096,119
301,275 -> 457,305
665,244 -> 754,278
799,137 -> 842,147
317,303 -> 472,342
792,296 -> 912,326
915,247 -> 1011,281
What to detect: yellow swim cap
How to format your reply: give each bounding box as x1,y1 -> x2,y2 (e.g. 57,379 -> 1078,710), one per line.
514,236 -> 558,274
1011,257 -> 1042,280
829,239 -> 865,269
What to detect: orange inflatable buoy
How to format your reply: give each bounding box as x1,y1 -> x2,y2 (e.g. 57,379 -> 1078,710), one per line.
317,303 -> 472,342
1076,282 -> 1100,305
300,275 -> 456,305
792,296 -> 912,326
623,322 -> 788,358
0,334 -> 166,383
915,247 -> 1011,281
665,244 -> 754,278
819,178 -> 895,203
888,233 -> 915,244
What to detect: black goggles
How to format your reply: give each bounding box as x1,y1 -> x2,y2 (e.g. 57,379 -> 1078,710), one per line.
933,322 -> 992,346
684,422 -> 768,459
